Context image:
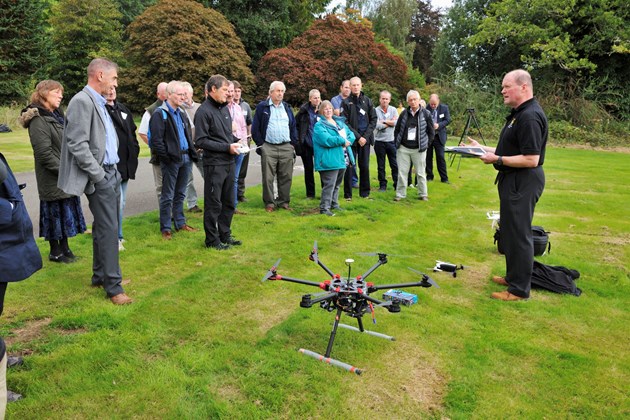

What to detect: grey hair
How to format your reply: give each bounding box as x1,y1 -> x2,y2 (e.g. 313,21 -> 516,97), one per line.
87,58 -> 118,78
406,90 -> 420,101
269,81 -> 286,94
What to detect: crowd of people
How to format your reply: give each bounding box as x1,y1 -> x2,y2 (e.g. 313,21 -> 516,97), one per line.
0,60 -> 547,406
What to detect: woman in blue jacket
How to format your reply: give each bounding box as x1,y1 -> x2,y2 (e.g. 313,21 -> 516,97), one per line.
312,100 -> 355,216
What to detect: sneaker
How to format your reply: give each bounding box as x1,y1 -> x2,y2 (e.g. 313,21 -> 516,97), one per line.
331,206 -> 344,211
222,236 -> 242,246
7,355 -> 23,368
7,390 -> 22,403
118,240 -> 125,251
320,210 -> 335,216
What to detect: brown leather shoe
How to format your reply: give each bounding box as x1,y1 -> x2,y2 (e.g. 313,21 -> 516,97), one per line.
280,203 -> 292,210
187,205 -> 202,213
265,206 -> 275,213
492,275 -> 509,286
162,231 -> 172,240
178,224 -> 199,232
111,293 -> 133,305
491,291 -> 528,301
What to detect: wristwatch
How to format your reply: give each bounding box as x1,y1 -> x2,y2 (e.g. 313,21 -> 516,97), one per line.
497,156 -> 504,166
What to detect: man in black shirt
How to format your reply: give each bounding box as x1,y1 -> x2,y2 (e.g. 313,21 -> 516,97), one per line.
467,69 -> 548,301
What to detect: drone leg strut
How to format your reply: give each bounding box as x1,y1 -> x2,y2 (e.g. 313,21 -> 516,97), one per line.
325,307 -> 343,358
338,323 -> 395,341
298,349 -> 362,375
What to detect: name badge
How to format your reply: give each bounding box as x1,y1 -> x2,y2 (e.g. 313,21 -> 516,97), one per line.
407,127 -> 417,140
359,108 -> 366,116
121,112 -> 128,120
439,113 -> 444,118
242,110 -> 247,116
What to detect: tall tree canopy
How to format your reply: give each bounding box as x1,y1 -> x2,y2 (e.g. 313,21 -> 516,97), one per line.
256,15 -> 409,106
370,0 -> 417,64
0,0 -> 51,104
48,0 -> 124,97
408,0 -> 441,81
207,0 -> 330,69
123,0 -> 254,111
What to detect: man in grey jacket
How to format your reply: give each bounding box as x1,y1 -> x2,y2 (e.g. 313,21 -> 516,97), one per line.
58,58 -> 133,305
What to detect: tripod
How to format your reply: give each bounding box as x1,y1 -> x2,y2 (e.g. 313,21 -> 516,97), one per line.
450,108 -> 486,169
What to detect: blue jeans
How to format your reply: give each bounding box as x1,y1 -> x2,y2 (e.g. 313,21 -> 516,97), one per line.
233,153 -> 245,208
118,179 -> 128,240
160,154 -> 192,232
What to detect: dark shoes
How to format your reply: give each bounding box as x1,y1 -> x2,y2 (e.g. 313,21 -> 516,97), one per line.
7,355 -> 23,368
320,210 -> 335,216
280,203 -> 292,210
177,224 -> 199,232
8,390 -> 22,402
208,243 -> 231,250
222,236 -> 242,246
188,205 -> 202,213
111,293 -> 134,305
492,276 -> 509,286
238,196 -> 248,203
49,253 -> 74,263
491,291 -> 528,301
441,180 -> 451,184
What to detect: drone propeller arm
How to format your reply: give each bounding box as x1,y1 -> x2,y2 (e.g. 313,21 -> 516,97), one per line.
316,260 -> 336,278
368,280 -> 427,292
304,292 -> 338,306
359,258 -> 387,281
271,275 -> 329,290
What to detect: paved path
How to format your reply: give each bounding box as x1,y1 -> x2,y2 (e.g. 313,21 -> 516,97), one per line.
16,154 -> 305,227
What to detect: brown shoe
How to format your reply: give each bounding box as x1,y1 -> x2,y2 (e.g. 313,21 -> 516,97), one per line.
111,293 -> 133,305
492,276 -> 509,286
491,291 -> 528,301
280,203 -> 292,210
187,205 -> 202,213
162,231 -> 172,240
178,224 -> 199,232
265,206 -> 275,213
234,209 -> 247,215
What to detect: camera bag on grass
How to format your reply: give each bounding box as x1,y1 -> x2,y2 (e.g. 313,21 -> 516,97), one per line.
494,225 -> 550,256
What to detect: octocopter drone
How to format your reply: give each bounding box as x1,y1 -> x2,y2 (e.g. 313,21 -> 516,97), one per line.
262,242 -> 440,375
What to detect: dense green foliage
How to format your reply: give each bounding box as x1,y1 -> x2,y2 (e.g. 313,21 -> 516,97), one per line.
48,0 -> 125,97
0,0 -> 51,105
256,15 -> 409,105
3,143 -> 629,417
207,0 -> 330,69
122,0 -> 254,111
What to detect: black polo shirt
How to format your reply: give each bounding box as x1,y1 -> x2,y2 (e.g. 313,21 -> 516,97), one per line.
494,98 -> 548,171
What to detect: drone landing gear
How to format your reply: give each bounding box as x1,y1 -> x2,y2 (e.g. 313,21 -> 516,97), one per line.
298,308 -> 394,375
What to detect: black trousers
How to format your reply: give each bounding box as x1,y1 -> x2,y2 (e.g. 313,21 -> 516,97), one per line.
203,163 -> 235,247
344,143 -> 371,198
498,167 -> 545,298
301,145 -> 316,198
374,141 -> 398,189
426,135 -> 448,181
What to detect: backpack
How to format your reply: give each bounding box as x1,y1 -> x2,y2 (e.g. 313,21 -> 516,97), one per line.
494,225 -> 551,256
147,108 -> 168,148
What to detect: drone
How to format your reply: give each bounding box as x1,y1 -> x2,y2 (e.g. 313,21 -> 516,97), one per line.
432,260 -> 466,278
262,242 -> 438,375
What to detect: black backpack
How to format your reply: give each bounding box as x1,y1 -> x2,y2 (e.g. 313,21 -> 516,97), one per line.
494,225 -> 551,256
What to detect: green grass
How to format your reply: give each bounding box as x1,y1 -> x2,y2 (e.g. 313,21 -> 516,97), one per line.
2,145 -> 629,418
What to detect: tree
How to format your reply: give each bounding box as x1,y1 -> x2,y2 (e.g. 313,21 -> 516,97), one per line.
206,0 -> 330,69
408,0 -> 441,81
114,0 -> 157,29
370,0 -> 417,64
48,0 -> 124,96
0,0 -> 51,104
123,0 -> 254,112
256,15 -> 410,106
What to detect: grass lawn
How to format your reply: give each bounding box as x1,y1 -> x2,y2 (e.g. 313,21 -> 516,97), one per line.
2,143 -> 629,418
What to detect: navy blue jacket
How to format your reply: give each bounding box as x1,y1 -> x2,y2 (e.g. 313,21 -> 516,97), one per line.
0,153 -> 42,282
149,103 -> 198,165
251,100 -> 298,148
429,103 -> 451,145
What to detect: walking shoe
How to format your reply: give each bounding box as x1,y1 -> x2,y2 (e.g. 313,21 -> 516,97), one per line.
7,356 -> 23,368
441,180 -> 451,184
63,249 -> 76,260
234,209 -> 247,215
188,205 -> 202,213
265,206 -> 275,213
492,276 -> 509,286
208,243 -> 231,250
7,390 -> 22,403
222,236 -> 242,246
280,203 -> 292,210
419,196 -> 429,201
177,224 -> 199,232
238,196 -> 248,203
162,231 -> 172,240
48,253 -> 74,263
111,293 -> 134,305
320,210 -> 335,216
393,197 -> 402,202
331,206 -> 344,211
490,291 -> 528,301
